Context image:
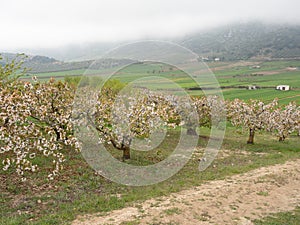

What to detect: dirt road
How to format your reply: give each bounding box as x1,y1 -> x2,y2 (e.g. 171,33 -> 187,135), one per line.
73,159 -> 300,225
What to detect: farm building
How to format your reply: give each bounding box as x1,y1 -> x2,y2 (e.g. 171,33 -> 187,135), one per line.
276,85 -> 290,91
248,85 -> 257,90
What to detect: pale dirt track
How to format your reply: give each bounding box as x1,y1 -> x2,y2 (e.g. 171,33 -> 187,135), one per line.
73,159 -> 300,225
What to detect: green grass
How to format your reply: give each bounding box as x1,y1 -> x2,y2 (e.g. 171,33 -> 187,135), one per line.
256,191 -> 269,197
21,68 -> 113,81
1,126 -> 299,225
254,207 -> 300,225
163,207 -> 182,216
217,71 -> 300,87
221,89 -> 300,104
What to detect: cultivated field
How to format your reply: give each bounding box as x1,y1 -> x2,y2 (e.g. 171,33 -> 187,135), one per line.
23,60 -> 300,104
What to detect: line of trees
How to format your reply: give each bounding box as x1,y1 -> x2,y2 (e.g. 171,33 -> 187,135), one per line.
0,56 -> 299,180
227,98 -> 300,144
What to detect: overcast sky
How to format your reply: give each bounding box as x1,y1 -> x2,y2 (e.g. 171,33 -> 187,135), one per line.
1,0 -> 300,51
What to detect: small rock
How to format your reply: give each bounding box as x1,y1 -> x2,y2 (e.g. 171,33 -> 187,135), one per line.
239,217 -> 254,225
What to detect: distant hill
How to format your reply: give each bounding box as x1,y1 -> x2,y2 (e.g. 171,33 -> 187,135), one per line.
0,53 -> 134,73
179,22 -> 300,61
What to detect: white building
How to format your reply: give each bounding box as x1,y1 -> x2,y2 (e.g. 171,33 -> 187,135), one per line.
276,85 -> 290,91
248,85 -> 257,90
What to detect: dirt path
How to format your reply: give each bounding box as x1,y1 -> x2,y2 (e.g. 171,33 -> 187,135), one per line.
73,159 -> 300,225
209,61 -> 260,72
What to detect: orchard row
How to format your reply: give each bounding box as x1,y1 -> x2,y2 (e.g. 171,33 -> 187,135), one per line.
0,58 -> 299,181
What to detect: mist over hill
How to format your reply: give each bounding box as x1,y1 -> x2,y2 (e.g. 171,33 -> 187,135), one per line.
180,22 -> 300,61
1,22 -> 300,72
46,22 -> 300,61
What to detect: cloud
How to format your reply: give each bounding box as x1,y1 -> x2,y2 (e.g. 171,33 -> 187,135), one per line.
0,0 -> 299,50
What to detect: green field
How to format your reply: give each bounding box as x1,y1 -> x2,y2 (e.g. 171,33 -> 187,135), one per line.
27,60 -> 300,104
127,61 -> 299,105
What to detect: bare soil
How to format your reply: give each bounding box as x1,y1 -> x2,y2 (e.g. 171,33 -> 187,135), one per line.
209,61 -> 261,72
73,158 -> 300,225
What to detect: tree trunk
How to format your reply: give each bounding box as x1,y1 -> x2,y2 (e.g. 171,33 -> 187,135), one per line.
247,128 -> 255,144
187,127 -> 197,136
279,136 -> 285,142
110,138 -> 131,160
122,146 -> 131,160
